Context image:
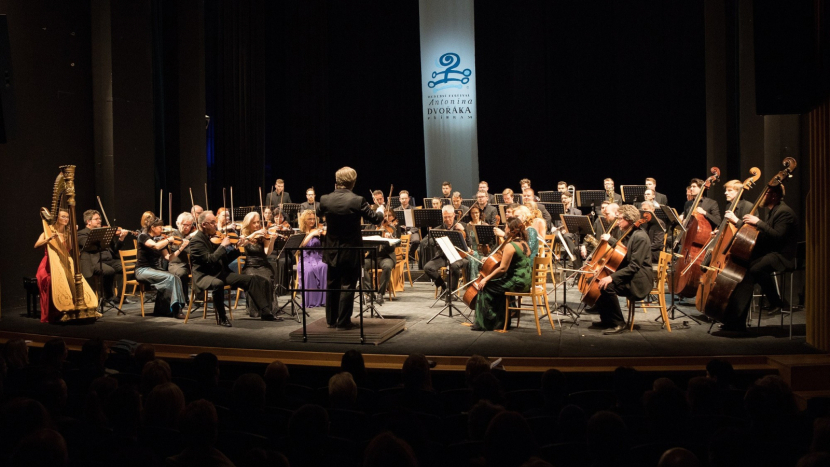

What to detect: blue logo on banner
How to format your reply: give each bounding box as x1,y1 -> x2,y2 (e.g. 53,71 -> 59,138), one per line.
428,53 -> 471,92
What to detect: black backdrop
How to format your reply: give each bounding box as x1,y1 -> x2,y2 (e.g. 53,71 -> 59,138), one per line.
205,0 -> 704,208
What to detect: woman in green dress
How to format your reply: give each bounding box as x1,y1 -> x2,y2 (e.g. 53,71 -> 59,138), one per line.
471,217 -> 533,331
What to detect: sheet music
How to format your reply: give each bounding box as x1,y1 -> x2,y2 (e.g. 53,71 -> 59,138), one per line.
403,209 -> 414,228
436,236 -> 462,263
362,236 -> 401,246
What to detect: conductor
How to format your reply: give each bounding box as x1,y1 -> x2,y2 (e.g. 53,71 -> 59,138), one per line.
320,167 -> 384,329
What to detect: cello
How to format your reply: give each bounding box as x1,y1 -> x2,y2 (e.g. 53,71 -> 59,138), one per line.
694,168 -> 761,316
581,212 -> 651,307
698,157 -> 797,322
672,167 -> 720,297
40,165 -> 100,321
577,218 -> 618,294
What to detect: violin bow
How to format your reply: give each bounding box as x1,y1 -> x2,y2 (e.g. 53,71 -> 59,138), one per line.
204,183 -> 209,211
230,186 -> 236,225
189,188 -> 195,209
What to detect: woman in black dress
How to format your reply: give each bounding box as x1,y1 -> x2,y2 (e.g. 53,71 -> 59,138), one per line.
239,211 -> 278,317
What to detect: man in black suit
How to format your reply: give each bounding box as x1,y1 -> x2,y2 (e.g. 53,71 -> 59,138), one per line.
722,179 -> 754,229
298,187 -> 321,218
555,191 -> 583,268
682,177 -> 722,229
423,206 -> 470,297
320,167 -> 384,329
720,184 -> 797,332
478,181 -> 497,205
603,178 -> 623,205
591,205 -> 654,334
522,188 -> 552,230
645,177 -> 669,206
265,178 -> 292,208
394,190 -> 420,259
474,190 -> 499,225
77,209 -> 130,304
190,211 -> 275,326
640,201 -> 667,262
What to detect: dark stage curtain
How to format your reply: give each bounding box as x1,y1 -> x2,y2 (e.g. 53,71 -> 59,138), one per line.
205,0 -> 266,208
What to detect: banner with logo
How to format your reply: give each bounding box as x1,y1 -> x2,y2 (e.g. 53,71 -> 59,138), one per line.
419,0 -> 479,198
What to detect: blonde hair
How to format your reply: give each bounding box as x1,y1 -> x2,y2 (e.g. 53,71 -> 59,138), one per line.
335,166 -> 357,189
239,211 -> 261,236
724,179 -> 743,190
298,209 -> 318,233
513,205 -> 532,223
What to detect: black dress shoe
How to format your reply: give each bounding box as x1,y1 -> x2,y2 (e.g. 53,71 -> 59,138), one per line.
261,314 -> 276,321
175,311 -> 186,319
588,322 -> 609,330
584,306 -> 600,314
470,325 -> 483,331
119,297 -> 132,305
376,295 -> 384,306
603,324 -> 627,335
219,319 -> 232,327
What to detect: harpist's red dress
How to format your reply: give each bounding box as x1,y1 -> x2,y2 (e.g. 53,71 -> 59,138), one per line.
36,248 -> 62,323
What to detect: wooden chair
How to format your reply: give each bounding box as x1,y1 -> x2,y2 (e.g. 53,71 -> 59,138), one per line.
501,255 -> 555,335
399,234 -> 414,287
118,248 -> 148,317
625,251 -> 671,332
232,248 -> 246,309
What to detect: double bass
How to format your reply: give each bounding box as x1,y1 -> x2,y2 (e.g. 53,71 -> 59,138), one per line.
694,168 -> 761,317
672,167 -> 720,297
40,165 -> 100,321
698,157 -> 797,322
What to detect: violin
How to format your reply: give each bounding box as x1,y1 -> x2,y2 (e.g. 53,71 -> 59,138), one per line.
210,230 -> 240,245
114,227 -> 140,236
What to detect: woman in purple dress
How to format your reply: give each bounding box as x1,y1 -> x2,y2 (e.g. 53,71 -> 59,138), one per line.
298,210 -> 327,307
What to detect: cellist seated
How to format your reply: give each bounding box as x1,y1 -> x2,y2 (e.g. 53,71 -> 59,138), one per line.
424,206 -> 469,299
590,205 -> 654,335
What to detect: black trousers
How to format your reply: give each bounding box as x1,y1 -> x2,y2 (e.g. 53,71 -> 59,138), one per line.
363,257 -> 395,297
168,262 -> 190,299
596,281 -> 631,328
203,272 -> 272,322
724,252 -> 786,328
83,259 -> 122,300
326,264 -> 360,327
424,257 -> 468,291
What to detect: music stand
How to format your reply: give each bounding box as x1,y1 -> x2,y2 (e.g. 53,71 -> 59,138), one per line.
276,233 -> 306,321
83,227 -> 120,316
497,205 -> 507,222
621,185 -> 648,204
414,209 -> 443,231
427,230 -> 470,323
461,199 -> 476,208
361,230 -> 383,237
474,225 -> 496,247
233,206 -> 257,221
556,216 -> 593,323
392,210 -> 407,226
542,202 -> 564,218
280,203 -> 302,225
389,196 -> 401,209
538,191 -> 559,203
360,237 -> 400,319
657,205 -> 699,326
576,190 -> 607,216
652,205 -> 670,224
441,197 -> 451,206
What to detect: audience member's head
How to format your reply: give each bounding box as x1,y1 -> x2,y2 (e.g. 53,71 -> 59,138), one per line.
520,459 -> 554,467
340,349 -> 367,384
706,359 -> 735,389
468,399 -> 505,441
179,399 -> 219,449
133,343 -> 155,373
36,377 -> 67,417
232,373 -> 267,413
106,386 -> 142,436
0,398 -> 52,457
484,411 -> 538,467
744,375 -> 797,429
587,411 -> 628,464
644,385 -> 690,442
541,369 -> 567,409
41,338 -> 68,370
465,355 -> 491,387
4,339 -> 29,371
687,376 -> 720,416
364,432 -> 418,467
141,359 -> 172,394
557,404 -> 587,443
613,366 -> 644,412
288,404 -> 329,447
80,338 -> 107,372
328,372 -> 357,410
192,352 -> 220,386
653,377 -> 677,391
471,372 -> 505,405
812,417 -> 830,454
239,449 -> 290,467
9,428 -> 67,467
658,447 -> 702,467
83,376 -> 118,427
264,360 -> 290,402
708,426 -> 750,467
401,354 -> 432,392
144,382 -> 185,429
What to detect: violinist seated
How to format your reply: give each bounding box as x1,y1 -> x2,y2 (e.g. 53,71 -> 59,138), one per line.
266,208 -> 293,237
589,205 -> 653,335
451,192 -> 470,221
77,209 -> 130,305
190,210 -> 276,326
167,212 -> 197,299
135,217 -> 188,318
361,210 -> 401,305
424,205 -> 470,298
679,177 -> 721,229
239,211 -> 282,319
581,202 -> 619,260
719,184 -> 797,333
394,190 -> 419,261
640,201 -> 666,263
463,205 -> 492,279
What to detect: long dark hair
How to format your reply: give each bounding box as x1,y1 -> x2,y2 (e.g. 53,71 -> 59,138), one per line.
142,217 -> 164,234
505,217 -> 528,242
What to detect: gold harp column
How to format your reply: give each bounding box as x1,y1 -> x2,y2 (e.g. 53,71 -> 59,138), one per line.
807,96 -> 830,350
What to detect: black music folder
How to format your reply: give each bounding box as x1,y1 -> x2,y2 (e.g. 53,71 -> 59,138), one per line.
414,208 -> 443,230
621,185 -> 648,204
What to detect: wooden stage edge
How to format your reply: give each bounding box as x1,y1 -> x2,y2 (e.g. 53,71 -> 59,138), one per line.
2,329 -> 828,378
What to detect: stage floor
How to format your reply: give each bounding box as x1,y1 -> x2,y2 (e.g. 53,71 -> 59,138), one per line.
1,280 -> 818,359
